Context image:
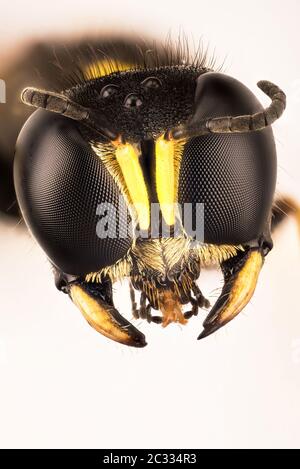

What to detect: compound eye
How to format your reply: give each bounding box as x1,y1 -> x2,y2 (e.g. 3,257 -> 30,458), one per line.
100,84 -> 119,99
124,93 -> 143,109
141,76 -> 162,90
14,109 -> 132,276
178,73 -> 277,245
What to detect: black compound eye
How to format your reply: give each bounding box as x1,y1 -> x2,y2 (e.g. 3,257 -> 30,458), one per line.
178,73 -> 277,245
100,84 -> 119,99
124,93 -> 143,109
141,76 -> 162,90
14,109 -> 132,276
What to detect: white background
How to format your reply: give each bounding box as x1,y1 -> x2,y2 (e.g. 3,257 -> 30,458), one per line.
0,0 -> 300,449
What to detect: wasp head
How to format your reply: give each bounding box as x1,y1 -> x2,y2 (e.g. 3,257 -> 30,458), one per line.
16,56 -> 286,347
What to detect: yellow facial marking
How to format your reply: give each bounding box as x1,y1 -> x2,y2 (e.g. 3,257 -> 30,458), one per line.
84,60 -> 133,80
220,250 -> 263,324
155,135 -> 176,226
115,143 -> 150,230
70,284 -> 133,344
